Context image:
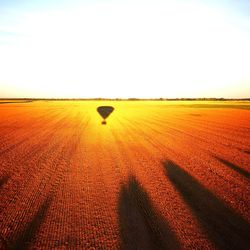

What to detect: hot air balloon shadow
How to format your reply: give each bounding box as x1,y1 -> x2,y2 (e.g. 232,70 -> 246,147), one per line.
97,106 -> 114,125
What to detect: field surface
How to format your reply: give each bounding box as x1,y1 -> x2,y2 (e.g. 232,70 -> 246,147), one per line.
0,100 -> 249,249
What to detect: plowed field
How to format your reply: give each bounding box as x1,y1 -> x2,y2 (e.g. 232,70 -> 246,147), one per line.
0,100 -> 249,249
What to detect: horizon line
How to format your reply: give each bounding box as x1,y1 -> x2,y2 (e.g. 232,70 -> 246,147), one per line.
1,97 -> 250,101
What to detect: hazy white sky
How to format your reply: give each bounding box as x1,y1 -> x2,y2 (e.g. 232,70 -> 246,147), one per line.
0,0 -> 250,98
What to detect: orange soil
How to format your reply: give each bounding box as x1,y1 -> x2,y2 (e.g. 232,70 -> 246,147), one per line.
0,101 -> 249,249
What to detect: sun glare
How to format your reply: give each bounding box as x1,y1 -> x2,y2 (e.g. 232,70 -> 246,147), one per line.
0,1 -> 250,98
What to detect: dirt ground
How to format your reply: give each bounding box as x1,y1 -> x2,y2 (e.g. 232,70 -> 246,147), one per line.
0,100 -> 249,249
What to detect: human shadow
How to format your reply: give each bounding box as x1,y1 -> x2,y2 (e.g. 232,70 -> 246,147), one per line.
214,156 -> 250,179
163,160 -> 250,249
0,175 -> 10,189
11,195 -> 53,250
118,176 -> 180,250
97,106 -> 114,124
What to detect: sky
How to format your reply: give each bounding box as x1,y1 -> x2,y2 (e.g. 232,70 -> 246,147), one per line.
0,0 -> 250,98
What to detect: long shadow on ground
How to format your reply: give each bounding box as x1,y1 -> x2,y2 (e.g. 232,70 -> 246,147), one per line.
11,195 -> 53,250
118,176 -> 180,250
214,156 -> 250,179
163,160 -> 250,249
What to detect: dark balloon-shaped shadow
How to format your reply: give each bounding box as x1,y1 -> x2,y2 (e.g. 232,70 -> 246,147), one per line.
163,160 -> 250,249
97,106 -> 114,124
118,176 -> 180,250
